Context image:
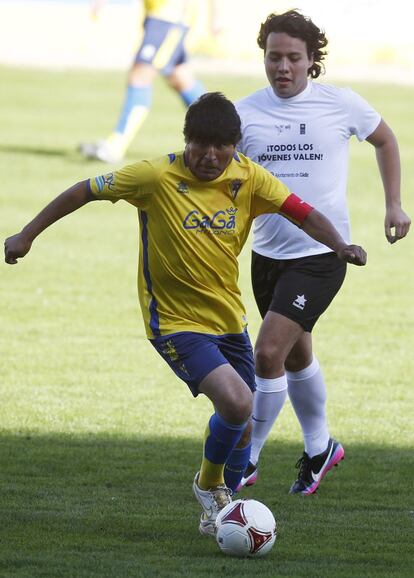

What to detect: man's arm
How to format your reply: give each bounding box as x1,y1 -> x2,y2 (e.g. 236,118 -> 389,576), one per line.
4,180 -> 95,264
366,119 -> 411,244
302,208 -> 367,266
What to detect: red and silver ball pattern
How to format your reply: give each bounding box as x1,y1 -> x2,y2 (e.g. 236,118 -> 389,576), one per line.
215,499 -> 277,557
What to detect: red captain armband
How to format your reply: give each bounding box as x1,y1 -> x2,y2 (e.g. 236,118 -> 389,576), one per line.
279,193 -> 314,226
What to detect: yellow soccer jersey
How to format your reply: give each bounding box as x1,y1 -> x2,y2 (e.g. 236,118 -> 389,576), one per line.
144,0 -> 196,25
89,152 -> 301,339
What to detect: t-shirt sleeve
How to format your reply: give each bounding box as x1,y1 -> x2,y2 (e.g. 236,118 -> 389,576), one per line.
88,160 -> 157,207
235,102 -> 247,155
345,88 -> 381,141
251,162 -> 313,225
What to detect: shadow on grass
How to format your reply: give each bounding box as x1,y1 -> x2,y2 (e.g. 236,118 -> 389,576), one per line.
0,144 -> 105,166
0,144 -> 73,158
0,433 -> 412,578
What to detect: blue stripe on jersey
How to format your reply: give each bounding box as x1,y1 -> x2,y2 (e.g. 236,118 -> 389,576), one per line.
139,210 -> 160,337
168,153 -> 176,164
233,152 -> 241,162
95,175 -> 105,193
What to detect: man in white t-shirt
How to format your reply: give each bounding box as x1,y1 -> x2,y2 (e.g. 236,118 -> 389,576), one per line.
236,10 -> 411,495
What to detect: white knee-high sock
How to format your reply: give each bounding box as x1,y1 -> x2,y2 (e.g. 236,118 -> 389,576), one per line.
250,375 -> 288,466
286,357 -> 330,458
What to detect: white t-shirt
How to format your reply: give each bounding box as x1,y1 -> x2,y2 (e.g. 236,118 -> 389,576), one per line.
236,81 -> 381,259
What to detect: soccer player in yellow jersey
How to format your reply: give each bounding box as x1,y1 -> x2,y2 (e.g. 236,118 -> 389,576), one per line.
5,93 -> 367,536
80,0 -> 207,163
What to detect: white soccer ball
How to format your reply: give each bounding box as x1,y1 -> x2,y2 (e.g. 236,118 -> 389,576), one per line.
215,499 -> 277,558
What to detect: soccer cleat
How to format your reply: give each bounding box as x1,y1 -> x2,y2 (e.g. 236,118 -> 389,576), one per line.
289,438 -> 345,495
235,461 -> 258,492
79,139 -> 124,164
192,472 -> 232,536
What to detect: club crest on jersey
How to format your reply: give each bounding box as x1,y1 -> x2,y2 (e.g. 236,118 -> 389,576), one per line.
230,179 -> 242,199
176,181 -> 189,194
183,207 -> 238,234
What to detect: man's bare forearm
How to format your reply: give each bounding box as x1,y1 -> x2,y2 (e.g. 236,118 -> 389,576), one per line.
302,209 -> 347,253
302,209 -> 367,266
20,180 -> 94,242
5,180 -> 95,264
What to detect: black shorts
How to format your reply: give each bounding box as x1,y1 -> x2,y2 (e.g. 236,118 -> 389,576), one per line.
251,251 -> 347,332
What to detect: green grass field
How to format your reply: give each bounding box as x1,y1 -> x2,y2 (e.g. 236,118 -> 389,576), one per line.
1,65 -> 413,577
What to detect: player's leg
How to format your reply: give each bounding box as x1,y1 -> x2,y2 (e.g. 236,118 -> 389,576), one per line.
250,311 -> 304,465
194,363 -> 252,535
239,252 -> 304,488
285,333 -> 345,495
81,61 -> 156,163
281,253 -> 347,494
150,331 -> 252,535
166,62 -> 205,106
105,62 -> 156,158
210,331 -> 256,494
240,252 -> 346,493
286,333 -> 329,457
198,363 -> 252,487
80,17 -> 194,162
223,421 -> 252,492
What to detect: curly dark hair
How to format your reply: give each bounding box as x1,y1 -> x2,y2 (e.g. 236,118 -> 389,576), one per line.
183,92 -> 241,146
257,10 -> 328,78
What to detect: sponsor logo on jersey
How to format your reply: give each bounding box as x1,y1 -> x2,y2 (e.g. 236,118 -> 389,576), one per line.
230,179 -> 242,199
176,181 -> 189,194
292,294 -> 307,310
275,124 -> 292,135
183,207 -> 237,234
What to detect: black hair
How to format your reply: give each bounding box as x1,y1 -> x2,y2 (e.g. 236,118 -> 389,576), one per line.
183,92 -> 241,146
257,10 -> 328,78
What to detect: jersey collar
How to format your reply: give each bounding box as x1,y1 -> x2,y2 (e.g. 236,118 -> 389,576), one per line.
267,80 -> 312,105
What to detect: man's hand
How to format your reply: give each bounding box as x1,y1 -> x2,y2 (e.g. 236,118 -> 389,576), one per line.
337,244 -> 367,266
4,233 -> 32,265
385,206 -> 411,244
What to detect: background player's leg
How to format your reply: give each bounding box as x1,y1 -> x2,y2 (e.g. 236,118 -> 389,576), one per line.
80,62 -> 156,163
106,63 -> 155,158
286,335 -> 344,495
251,312 -> 305,465
167,63 -> 205,106
286,339 -> 329,458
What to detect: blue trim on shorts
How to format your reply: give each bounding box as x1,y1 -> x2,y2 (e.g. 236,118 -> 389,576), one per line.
150,330 -> 255,397
139,210 -> 160,337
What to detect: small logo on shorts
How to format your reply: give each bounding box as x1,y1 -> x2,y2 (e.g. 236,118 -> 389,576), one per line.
162,339 -> 179,362
141,43 -> 156,61
292,294 -> 307,310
